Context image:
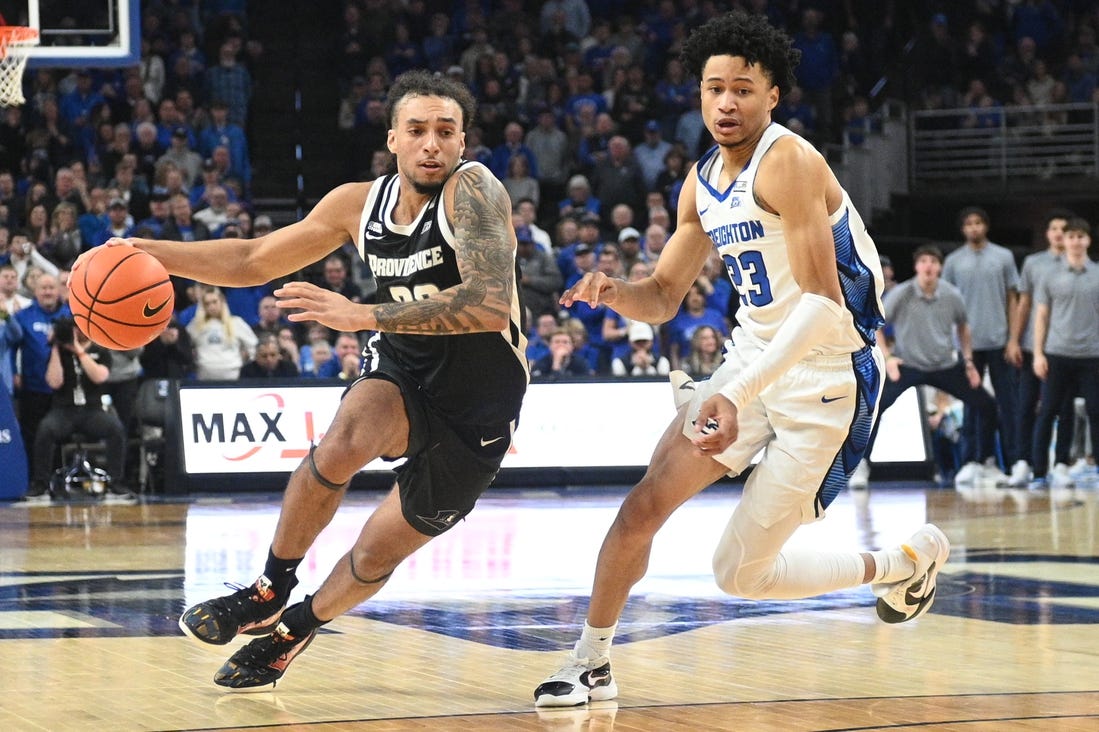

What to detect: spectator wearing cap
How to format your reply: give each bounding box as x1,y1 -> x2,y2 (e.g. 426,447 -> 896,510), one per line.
89,197 -> 134,247
516,225 -> 562,319
634,120 -> 673,190
611,321 -> 670,377
558,174 -> 601,221
136,189 -> 173,237
107,161 -> 150,220
565,243 -> 618,372
157,126 -> 204,186
557,214 -> 603,285
616,226 -> 648,274
200,99 -> 252,188
190,158 -> 224,209
252,214 -> 274,237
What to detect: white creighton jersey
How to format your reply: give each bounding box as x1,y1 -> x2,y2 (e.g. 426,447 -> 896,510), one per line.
695,123 -> 885,355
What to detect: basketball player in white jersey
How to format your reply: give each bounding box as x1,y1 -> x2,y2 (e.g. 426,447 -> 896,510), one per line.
535,11 -> 950,707
78,70 -> 528,690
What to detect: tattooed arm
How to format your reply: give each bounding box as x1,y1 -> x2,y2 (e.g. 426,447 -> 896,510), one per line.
276,165 -> 517,335
372,164 -> 515,334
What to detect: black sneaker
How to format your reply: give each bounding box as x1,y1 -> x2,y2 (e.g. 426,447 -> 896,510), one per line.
21,481 -> 51,504
213,619 -> 317,691
178,575 -> 289,646
105,483 -> 138,504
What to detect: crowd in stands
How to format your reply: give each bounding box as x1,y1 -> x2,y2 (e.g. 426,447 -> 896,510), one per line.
3,1 -> 1097,493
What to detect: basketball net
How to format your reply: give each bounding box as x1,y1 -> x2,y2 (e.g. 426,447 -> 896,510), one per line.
0,26 -> 39,107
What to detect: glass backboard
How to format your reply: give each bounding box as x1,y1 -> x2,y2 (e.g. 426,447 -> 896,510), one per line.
0,0 -> 139,67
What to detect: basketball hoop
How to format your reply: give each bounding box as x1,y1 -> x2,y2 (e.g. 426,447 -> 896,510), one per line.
0,27 -> 39,106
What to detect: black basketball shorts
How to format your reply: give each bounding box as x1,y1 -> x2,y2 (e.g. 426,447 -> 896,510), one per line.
352,364 -> 515,537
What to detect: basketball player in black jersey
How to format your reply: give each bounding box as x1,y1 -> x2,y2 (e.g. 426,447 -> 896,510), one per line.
76,70 -> 528,689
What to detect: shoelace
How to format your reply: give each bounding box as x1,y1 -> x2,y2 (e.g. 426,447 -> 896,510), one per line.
236,630 -> 298,665
546,653 -> 594,681
208,582 -> 263,614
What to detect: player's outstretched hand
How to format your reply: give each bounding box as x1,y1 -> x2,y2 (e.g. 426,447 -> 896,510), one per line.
275,281 -> 363,332
691,394 -> 739,456
559,271 -> 620,308
71,237 -> 134,274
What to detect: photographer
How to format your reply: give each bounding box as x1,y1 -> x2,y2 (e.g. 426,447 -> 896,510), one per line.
25,317 -> 134,501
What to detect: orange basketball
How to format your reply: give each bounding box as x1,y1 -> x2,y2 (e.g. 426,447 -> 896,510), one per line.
68,246 -> 174,349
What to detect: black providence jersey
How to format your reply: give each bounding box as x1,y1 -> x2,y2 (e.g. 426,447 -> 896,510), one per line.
357,161 -> 528,425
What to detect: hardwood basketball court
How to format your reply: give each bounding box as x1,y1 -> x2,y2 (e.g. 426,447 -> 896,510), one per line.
2,479 -> 1097,731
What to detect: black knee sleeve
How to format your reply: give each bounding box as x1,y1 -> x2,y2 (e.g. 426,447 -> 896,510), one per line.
307,443 -> 350,491
348,550 -> 394,585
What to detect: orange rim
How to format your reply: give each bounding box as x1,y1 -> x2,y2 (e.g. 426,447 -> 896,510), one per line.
0,26 -> 39,58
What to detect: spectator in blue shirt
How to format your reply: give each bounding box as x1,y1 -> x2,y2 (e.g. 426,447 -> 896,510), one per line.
13,273 -> 71,464
59,71 -> 106,128
666,280 -> 729,370
199,99 -> 252,187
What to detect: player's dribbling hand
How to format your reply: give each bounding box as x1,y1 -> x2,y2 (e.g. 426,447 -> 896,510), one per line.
72,237 -> 133,275
691,394 -> 739,456
559,271 -> 619,308
275,281 -> 364,331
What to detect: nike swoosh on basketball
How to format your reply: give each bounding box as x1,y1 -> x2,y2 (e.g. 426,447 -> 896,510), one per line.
143,297 -> 172,318
480,436 -> 505,446
821,394 -> 847,403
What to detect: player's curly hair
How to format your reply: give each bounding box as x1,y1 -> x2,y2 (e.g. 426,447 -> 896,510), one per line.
386,69 -> 478,131
680,11 -> 801,96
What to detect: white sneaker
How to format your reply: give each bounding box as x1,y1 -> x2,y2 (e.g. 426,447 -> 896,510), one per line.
1008,460 -> 1031,487
1068,459 -> 1097,483
848,459 -> 870,490
953,462 -> 981,485
534,652 -> 617,707
980,460 -> 1010,486
1050,463 -> 1075,488
669,369 -> 696,409
873,523 -> 950,623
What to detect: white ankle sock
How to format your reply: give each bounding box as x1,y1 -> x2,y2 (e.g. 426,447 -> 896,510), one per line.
869,548 -> 916,584
575,621 -> 616,661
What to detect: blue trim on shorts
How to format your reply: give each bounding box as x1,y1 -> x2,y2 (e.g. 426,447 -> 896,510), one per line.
815,347 -> 881,516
